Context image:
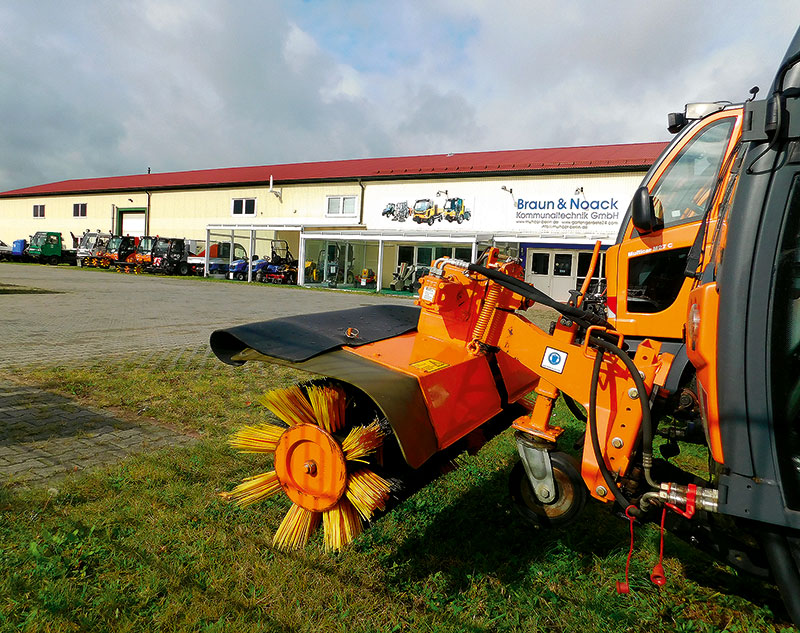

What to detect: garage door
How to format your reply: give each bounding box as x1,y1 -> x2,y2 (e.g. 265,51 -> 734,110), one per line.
121,212 -> 145,237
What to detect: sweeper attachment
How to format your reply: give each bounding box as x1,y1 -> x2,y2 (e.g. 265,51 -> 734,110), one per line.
211,247 -> 679,551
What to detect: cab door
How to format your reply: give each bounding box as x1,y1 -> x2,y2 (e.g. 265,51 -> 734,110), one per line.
607,108 -> 743,339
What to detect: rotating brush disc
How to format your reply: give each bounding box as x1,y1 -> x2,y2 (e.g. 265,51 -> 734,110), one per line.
223,381 -> 391,551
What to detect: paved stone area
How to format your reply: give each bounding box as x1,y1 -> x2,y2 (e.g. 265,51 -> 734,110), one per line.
0,263 -> 410,368
0,263 -> 413,487
0,381 -> 195,486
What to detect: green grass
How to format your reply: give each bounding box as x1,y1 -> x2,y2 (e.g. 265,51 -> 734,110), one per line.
0,357 -> 796,632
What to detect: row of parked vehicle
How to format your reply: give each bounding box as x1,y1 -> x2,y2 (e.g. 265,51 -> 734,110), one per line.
2,230 -> 428,292
1,230 -> 302,284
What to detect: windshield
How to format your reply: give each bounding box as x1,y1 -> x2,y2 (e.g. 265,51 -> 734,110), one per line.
137,237 -> 155,254
31,233 -> 47,246
153,239 -> 169,257
414,200 -> 431,212
79,234 -> 97,249
106,236 -> 122,254
651,118 -> 735,229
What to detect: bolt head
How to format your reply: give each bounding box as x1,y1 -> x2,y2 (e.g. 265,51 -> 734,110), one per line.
536,485 -> 552,500
595,486 -> 608,497
627,387 -> 639,399
611,437 -> 624,449
303,461 -> 317,475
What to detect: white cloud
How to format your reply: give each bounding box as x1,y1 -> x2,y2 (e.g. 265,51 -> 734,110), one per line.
0,1 -> 799,191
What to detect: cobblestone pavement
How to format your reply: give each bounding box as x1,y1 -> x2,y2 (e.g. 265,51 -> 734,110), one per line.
0,381 -> 195,486
1,263 -> 411,486
0,263 -> 410,369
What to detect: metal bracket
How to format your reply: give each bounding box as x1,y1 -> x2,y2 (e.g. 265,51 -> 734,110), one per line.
515,432 -> 557,504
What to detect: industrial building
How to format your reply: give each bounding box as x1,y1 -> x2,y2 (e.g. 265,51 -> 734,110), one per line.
0,142 -> 666,298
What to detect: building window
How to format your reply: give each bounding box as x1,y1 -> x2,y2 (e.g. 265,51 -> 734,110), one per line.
326,196 -> 357,217
232,198 -> 256,216
73,203 -> 87,217
33,204 -> 45,218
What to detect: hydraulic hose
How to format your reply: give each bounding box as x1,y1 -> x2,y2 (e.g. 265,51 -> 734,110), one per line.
589,335 -> 658,490
467,263 -> 612,329
588,348 -> 639,513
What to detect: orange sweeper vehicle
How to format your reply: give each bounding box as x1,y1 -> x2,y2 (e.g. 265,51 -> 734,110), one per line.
210,28 -> 800,623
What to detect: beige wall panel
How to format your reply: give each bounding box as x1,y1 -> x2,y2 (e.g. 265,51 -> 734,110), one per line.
0,193 -> 148,245
0,182 -> 363,244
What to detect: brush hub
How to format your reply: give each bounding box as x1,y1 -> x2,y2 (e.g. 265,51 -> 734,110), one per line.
274,424 -> 347,512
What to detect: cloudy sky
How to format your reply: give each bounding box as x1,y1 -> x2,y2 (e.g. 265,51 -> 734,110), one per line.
1,1 -> 798,192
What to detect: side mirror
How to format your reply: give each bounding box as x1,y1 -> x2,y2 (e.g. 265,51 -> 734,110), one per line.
630,186 -> 660,234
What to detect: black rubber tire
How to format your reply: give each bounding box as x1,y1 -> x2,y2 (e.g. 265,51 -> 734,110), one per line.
509,451 -> 587,528
178,262 -> 189,276
48,255 -> 59,266
457,215 -> 463,224
235,272 -> 246,281
427,218 -> 434,226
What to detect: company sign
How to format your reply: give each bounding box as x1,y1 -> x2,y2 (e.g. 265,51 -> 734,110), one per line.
363,175 -> 641,243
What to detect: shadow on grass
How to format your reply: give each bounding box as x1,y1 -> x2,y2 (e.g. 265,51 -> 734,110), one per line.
0,283 -> 60,294
0,382 -> 146,447
361,457 -> 789,625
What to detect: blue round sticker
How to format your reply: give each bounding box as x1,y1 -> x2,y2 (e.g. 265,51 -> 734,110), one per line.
548,352 -> 561,365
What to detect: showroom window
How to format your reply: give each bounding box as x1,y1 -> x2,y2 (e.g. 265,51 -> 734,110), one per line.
73,203 -> 87,217
231,198 -> 256,216
397,244 -> 473,268
326,196 -> 357,217
33,204 -> 45,218
304,239 -> 378,289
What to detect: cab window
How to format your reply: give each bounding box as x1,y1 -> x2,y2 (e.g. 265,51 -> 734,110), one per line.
628,247 -> 690,313
651,118 -> 735,229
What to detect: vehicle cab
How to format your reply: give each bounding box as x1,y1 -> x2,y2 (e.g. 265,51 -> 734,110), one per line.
605,103 -> 744,343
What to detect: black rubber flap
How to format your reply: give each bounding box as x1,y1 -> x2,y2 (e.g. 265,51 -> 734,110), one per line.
210,304 -> 420,365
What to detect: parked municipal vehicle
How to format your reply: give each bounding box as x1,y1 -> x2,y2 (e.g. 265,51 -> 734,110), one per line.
189,242 -> 247,276
76,231 -> 111,267
149,237 -> 195,275
26,231 -> 78,265
95,235 -> 138,269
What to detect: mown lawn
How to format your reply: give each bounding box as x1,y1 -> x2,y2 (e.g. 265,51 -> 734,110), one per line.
0,356 -> 795,632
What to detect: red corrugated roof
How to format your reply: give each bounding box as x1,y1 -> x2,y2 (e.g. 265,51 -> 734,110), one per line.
0,142 -> 668,198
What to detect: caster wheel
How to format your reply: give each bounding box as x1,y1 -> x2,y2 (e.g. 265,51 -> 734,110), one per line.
509,451 -> 587,528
